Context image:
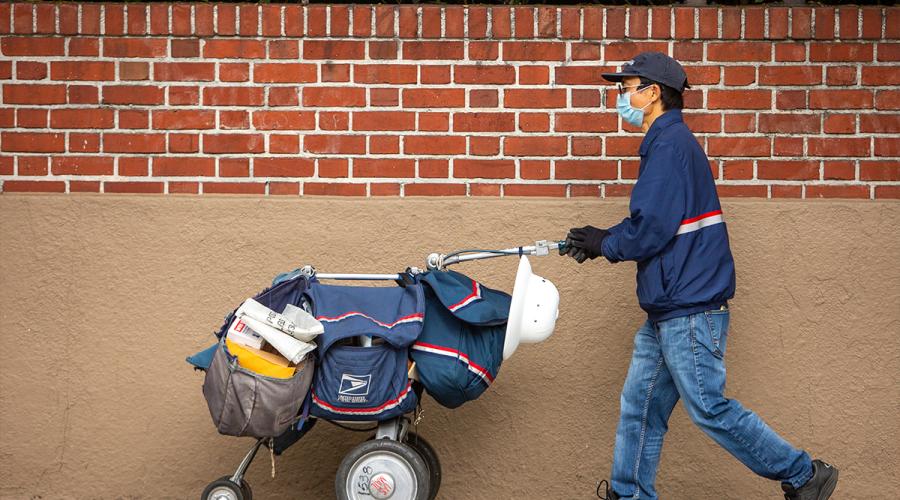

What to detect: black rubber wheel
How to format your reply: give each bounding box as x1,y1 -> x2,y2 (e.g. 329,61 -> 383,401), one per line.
336,439 -> 430,500
404,433 -> 442,500
201,475 -> 250,500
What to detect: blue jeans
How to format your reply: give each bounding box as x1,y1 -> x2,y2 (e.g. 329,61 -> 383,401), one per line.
610,309 -> 813,499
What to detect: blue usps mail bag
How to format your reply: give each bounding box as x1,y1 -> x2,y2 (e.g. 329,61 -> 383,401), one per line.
410,270 -> 511,409
304,280 -> 424,421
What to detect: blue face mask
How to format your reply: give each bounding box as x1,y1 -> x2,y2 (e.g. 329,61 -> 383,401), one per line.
616,87 -> 652,128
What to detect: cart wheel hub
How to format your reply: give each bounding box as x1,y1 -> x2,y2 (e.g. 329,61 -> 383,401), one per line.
209,486 -> 239,500
344,447 -> 420,500
369,472 -> 395,499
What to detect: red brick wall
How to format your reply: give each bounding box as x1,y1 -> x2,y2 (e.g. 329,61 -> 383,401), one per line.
1,3 -> 898,199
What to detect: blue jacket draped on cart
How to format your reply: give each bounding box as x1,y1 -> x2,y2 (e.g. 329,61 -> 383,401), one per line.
304,279 -> 424,420
411,270 -> 511,409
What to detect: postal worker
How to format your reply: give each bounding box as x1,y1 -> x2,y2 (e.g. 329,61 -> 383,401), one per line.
561,52 -> 838,500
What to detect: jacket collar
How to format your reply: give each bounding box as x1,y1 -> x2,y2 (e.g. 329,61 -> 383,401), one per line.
419,270 -> 511,326
639,109 -> 683,156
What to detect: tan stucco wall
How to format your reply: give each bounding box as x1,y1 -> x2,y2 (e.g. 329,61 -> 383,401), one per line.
1,195 -> 897,500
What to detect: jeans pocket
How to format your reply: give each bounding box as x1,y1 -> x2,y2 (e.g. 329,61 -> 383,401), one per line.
696,310 -> 729,359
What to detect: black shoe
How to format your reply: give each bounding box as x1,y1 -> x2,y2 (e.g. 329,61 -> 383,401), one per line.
596,479 -> 620,500
782,459 -> 839,500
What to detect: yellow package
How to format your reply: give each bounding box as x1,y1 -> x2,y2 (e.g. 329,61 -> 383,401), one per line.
226,339 -> 296,379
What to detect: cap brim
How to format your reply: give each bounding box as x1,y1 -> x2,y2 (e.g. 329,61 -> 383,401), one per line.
601,71 -> 641,83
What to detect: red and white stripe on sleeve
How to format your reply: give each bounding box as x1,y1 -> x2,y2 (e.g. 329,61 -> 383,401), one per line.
676,210 -> 724,235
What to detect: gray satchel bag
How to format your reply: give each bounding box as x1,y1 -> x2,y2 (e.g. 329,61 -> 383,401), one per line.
203,338 -> 315,438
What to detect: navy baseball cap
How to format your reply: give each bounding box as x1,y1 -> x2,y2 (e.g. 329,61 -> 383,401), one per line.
602,52 -> 691,92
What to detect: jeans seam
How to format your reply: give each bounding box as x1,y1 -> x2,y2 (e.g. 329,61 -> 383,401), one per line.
791,465 -> 814,489
632,347 -> 665,500
703,312 -> 719,353
690,315 -> 710,411
690,314 -> 778,475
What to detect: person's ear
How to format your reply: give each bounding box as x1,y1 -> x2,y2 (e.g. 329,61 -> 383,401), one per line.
651,84 -> 661,104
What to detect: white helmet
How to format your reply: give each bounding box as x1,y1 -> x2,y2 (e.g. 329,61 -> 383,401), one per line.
503,256 -> 560,360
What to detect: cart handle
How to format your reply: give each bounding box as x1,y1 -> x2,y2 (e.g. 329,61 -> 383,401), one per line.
302,239 -> 566,281
426,239 -> 565,270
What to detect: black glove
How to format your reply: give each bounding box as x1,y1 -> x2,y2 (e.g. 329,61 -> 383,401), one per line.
562,225 -> 609,263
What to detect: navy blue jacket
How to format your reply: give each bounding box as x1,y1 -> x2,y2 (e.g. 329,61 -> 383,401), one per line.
601,109 -> 736,321
410,270 -> 510,409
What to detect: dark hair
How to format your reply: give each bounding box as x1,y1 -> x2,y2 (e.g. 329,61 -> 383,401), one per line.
639,77 -> 684,111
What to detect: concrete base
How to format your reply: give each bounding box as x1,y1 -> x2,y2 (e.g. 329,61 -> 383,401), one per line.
1,195 -> 897,499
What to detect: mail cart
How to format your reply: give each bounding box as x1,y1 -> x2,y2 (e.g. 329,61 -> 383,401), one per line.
192,240 -> 563,500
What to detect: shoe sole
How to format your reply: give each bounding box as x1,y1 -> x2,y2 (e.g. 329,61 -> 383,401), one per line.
818,468 -> 839,500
